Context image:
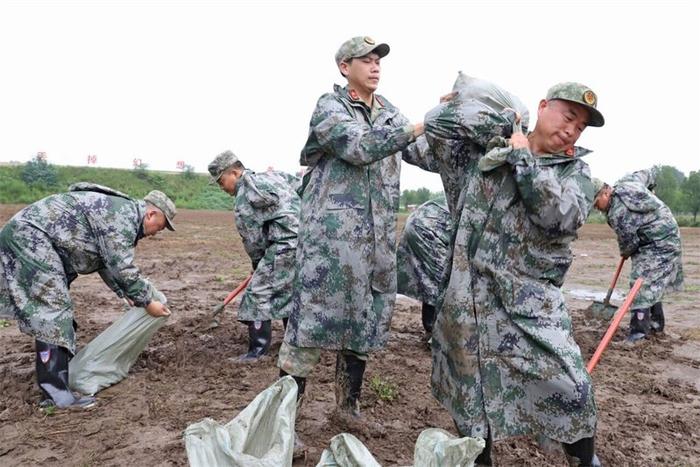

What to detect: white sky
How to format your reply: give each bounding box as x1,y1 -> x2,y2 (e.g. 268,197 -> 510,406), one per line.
1,0 -> 698,193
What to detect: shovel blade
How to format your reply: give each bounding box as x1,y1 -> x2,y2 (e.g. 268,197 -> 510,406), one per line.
585,301 -> 619,320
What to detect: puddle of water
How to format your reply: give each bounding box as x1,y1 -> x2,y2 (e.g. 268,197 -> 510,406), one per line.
564,288 -> 626,303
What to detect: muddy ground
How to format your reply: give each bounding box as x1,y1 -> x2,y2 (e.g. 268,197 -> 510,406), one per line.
1,205 -> 698,466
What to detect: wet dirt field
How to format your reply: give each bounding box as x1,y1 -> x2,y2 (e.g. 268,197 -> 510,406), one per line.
1,205 -> 699,466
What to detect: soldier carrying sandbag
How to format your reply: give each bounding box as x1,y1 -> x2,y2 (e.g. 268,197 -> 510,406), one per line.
425,79 -> 605,466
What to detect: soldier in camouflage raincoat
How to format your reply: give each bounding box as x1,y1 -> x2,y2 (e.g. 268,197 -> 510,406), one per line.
396,197 -> 451,335
425,82 -> 605,466
209,150 -> 300,361
593,167 -> 683,342
278,36 -> 439,418
0,183 -> 175,408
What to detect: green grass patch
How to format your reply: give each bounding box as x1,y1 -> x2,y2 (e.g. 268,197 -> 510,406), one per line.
369,375 -> 399,402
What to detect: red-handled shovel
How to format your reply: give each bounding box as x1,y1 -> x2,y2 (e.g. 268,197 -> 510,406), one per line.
587,277 -> 644,373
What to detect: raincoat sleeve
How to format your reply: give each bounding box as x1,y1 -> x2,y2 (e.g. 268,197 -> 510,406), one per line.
510,149 -> 594,237
303,94 -> 416,166
607,201 -> 642,258
235,184 -> 277,269
237,215 -> 267,270
96,230 -> 153,307
98,268 -> 125,298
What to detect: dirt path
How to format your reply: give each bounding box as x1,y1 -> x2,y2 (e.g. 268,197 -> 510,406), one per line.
1,206 -> 698,466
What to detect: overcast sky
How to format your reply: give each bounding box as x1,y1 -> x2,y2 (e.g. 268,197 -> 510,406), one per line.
1,0 -> 698,193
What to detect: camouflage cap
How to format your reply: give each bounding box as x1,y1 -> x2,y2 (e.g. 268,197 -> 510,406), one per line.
208,150 -> 240,184
592,177 -> 607,195
546,82 -> 605,127
144,190 -> 176,231
335,36 -> 390,66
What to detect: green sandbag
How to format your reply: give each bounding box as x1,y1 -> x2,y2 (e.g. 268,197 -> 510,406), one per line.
68,291 -> 168,395
184,376 -> 297,467
316,433 -> 382,467
316,428 -> 484,467
413,428 -> 485,467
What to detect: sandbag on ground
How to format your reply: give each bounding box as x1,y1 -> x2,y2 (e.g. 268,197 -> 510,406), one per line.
413,428 -> 485,467
316,428 -> 484,467
69,290 -> 168,395
184,376 -> 297,467
316,433 -> 382,467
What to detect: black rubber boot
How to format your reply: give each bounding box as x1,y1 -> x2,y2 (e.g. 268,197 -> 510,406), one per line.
562,437 -> 602,466
475,432 -> 493,466
421,303 -> 436,334
238,320 -> 272,361
650,302 -> 665,333
335,353 -> 366,417
35,340 -> 95,409
626,308 -> 651,343
279,369 -> 306,404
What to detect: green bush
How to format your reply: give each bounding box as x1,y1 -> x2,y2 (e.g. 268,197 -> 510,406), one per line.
21,157 -> 58,187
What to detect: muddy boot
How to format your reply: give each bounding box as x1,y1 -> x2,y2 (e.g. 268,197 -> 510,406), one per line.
421,303 -> 436,335
650,302 -> 665,333
335,353 -> 366,417
279,369 -> 306,458
238,320 -> 271,361
35,340 -> 95,409
562,437 -> 602,467
626,308 -> 651,343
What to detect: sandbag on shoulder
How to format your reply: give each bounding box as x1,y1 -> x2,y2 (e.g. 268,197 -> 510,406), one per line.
425,71 -> 529,148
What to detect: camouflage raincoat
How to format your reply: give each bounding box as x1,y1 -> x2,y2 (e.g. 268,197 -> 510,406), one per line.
396,197 -> 451,306
284,84 -> 437,353
425,98 -> 598,443
233,170 -> 300,321
606,168 -> 683,308
0,184 -> 157,353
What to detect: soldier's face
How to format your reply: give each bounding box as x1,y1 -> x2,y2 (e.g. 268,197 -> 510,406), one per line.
594,186 -> 613,211
143,209 -> 167,236
534,99 -> 589,154
340,53 -> 381,93
218,169 -> 240,195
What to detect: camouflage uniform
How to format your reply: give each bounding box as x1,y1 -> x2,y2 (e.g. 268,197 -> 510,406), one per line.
606,168 -> 684,309
396,197 -> 451,307
0,184 -> 165,354
425,85 -> 599,444
281,83 -> 437,371
233,169 -> 300,321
